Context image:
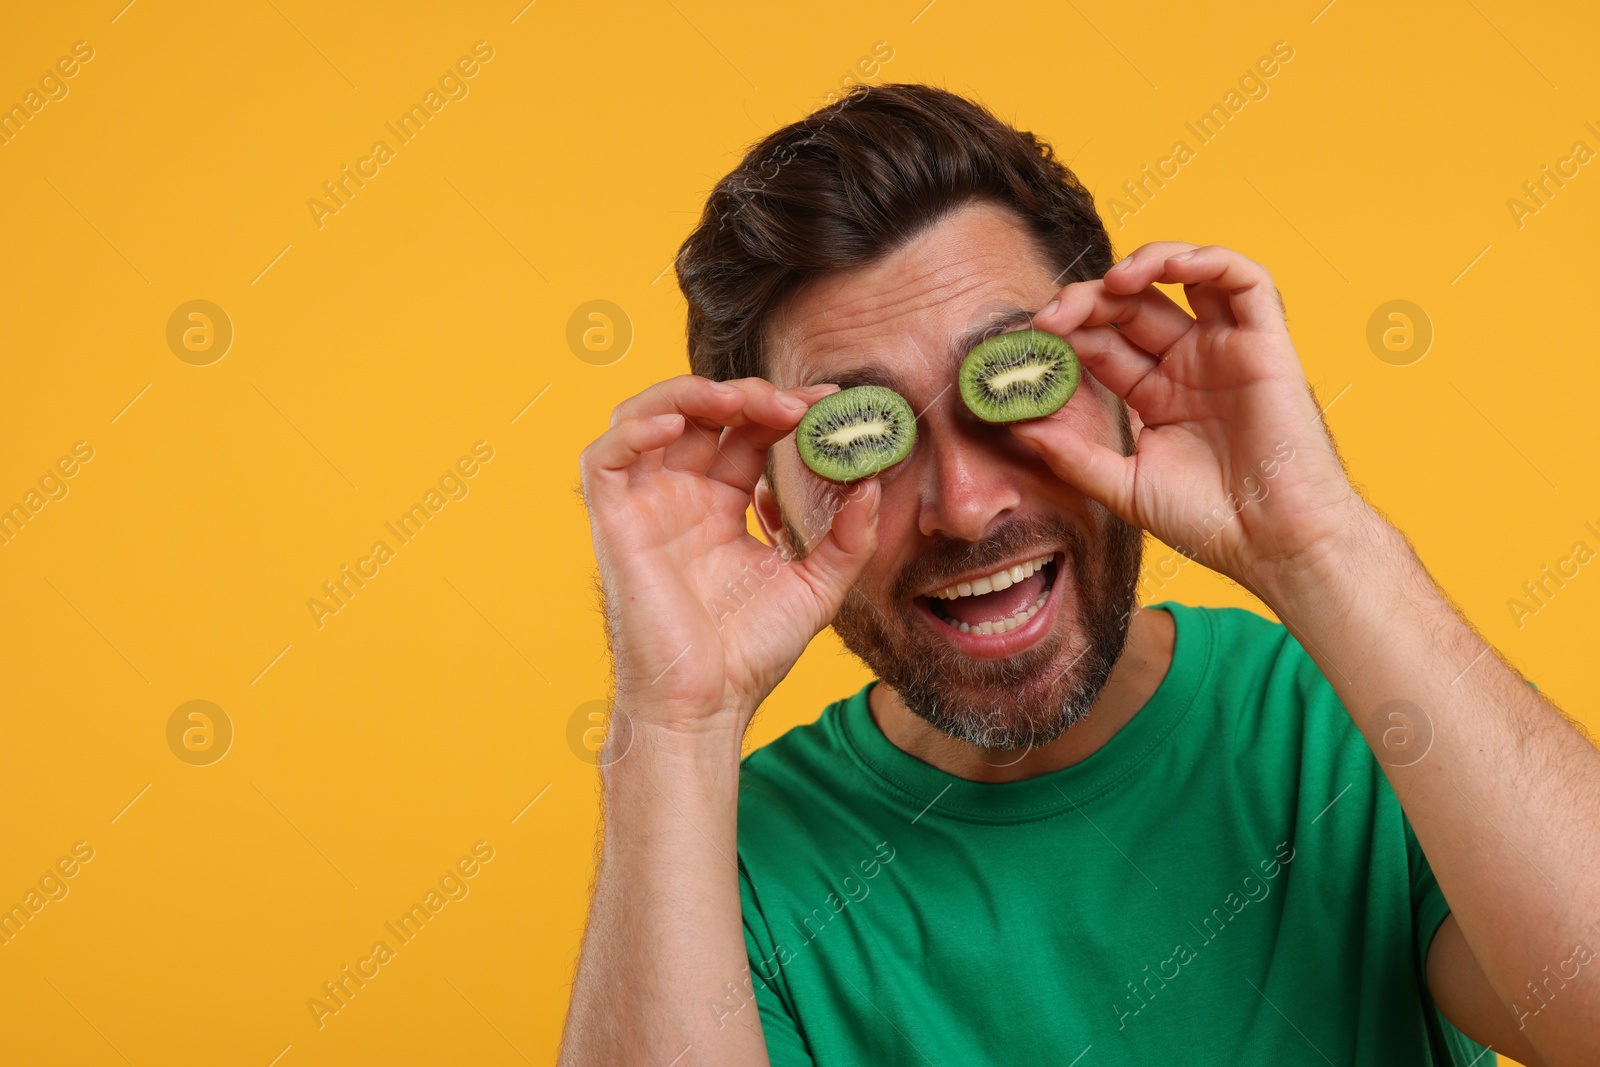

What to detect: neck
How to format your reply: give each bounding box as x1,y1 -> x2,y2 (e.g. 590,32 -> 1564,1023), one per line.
867,605 -> 1176,783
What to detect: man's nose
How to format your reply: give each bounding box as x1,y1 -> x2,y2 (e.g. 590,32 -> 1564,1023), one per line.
915,427 -> 1023,542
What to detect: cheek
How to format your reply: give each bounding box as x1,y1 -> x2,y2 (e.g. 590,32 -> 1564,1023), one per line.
856,480 -> 918,602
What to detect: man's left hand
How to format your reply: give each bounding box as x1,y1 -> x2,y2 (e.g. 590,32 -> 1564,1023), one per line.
1020,241 -> 1367,600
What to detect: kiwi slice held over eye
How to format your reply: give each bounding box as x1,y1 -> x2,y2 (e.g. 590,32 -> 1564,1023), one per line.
796,385 -> 916,483
959,328 -> 1080,423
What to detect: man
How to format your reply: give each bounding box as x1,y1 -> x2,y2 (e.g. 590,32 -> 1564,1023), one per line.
562,84 -> 1600,1065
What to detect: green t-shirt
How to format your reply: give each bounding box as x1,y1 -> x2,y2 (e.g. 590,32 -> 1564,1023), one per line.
732,601 -> 1489,1065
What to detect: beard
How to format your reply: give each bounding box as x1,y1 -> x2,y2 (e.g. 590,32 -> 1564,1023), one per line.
778,410 -> 1144,751
829,509 -> 1143,750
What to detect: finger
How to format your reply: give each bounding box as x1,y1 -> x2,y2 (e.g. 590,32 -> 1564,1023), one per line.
697,380 -> 841,489
1010,417 -> 1136,524
705,418 -> 802,491
1159,245 -> 1285,332
609,374 -> 741,428
793,478 -> 881,595
1034,277 -> 1194,359
663,379 -> 836,478
716,376 -> 838,428
1101,240 -> 1201,288
1107,242 -> 1283,332
612,374 -> 829,430
611,375 -> 720,425
604,375 -> 813,476
609,377 -> 744,475
582,413 -> 687,474
1066,324 -> 1162,399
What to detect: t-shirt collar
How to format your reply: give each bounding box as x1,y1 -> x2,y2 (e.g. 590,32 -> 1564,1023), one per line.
835,601 -> 1212,824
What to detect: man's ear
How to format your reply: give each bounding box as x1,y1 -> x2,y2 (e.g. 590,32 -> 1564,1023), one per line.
753,471 -> 785,547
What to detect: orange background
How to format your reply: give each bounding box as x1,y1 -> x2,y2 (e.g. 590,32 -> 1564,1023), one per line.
1,1 -> 1593,1063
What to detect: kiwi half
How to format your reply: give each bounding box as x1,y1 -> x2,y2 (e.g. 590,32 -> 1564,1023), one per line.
796,385 -> 916,482
958,329 -> 1080,423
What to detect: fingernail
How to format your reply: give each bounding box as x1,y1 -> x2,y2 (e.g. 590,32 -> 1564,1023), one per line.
1171,250 -> 1198,262
780,393 -> 810,413
1040,299 -> 1060,318
710,380 -> 739,395
653,413 -> 683,426
1111,255 -> 1134,271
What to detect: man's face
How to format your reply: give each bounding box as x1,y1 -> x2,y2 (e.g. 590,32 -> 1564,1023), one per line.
761,199 -> 1145,750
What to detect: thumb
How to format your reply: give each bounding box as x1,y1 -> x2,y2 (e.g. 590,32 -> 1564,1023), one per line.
792,478 -> 881,598
1011,419 -> 1137,523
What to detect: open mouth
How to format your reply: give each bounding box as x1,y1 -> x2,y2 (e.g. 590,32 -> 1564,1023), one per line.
913,552 -> 1065,657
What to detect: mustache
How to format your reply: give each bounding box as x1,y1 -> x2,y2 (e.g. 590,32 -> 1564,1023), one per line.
894,515 -> 1086,601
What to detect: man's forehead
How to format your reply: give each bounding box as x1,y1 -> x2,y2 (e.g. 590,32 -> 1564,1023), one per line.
764,204 -> 1056,389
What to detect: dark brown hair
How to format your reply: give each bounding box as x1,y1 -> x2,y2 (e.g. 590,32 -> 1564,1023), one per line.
674,82 -> 1115,382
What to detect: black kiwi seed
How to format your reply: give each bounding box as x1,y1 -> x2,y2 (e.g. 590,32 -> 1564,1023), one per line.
795,385 -> 916,483
958,329 -> 1080,423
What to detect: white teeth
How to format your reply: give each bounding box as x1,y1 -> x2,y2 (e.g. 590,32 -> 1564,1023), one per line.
935,588 -> 1051,637
932,555 -> 1054,599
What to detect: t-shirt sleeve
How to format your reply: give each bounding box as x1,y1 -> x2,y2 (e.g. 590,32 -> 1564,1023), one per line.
1405,813 -> 1452,970
739,863 -> 816,1067
1404,814 -> 1496,1065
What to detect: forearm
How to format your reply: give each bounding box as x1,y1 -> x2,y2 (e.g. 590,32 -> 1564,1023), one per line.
560,721 -> 770,1067
1259,506 -> 1600,1059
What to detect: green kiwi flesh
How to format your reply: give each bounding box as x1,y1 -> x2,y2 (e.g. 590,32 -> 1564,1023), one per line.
796,385 -> 916,482
959,329 -> 1080,423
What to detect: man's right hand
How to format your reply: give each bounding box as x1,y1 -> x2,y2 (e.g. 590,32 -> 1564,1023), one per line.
579,374 -> 882,737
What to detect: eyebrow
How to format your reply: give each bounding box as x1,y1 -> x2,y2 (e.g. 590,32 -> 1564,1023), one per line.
802,304 -> 1040,392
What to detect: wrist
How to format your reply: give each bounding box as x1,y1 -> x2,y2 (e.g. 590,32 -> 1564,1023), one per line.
1250,499 -> 1402,616
599,704 -> 747,799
